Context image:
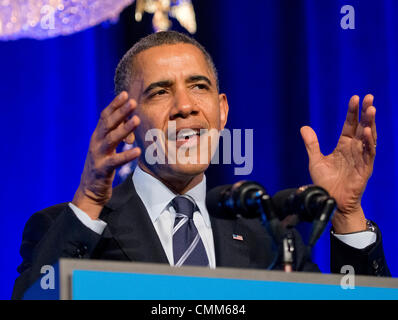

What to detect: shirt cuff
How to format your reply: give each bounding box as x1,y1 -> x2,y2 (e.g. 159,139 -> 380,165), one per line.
332,230 -> 377,249
68,202 -> 107,235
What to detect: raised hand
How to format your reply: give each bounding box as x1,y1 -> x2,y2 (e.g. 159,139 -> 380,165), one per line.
72,91 -> 141,220
300,94 -> 377,233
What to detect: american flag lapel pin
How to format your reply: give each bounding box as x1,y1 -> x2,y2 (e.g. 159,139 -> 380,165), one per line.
232,234 -> 244,241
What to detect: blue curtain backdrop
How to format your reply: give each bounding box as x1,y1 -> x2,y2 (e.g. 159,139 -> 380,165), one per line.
0,0 -> 397,299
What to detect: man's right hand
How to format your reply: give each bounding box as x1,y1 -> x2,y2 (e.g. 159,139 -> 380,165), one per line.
72,91 -> 141,220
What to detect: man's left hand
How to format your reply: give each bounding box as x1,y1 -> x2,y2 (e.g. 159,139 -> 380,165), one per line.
300,94 -> 377,234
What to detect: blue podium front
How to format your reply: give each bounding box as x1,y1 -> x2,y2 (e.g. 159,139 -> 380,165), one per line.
72,269 -> 398,300
22,259 -> 398,300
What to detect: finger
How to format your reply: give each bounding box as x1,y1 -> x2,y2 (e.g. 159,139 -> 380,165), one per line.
360,94 -> 374,128
124,132 -> 136,145
98,99 -> 137,138
105,147 -> 142,170
101,115 -> 140,153
100,91 -> 129,119
362,126 -> 376,165
364,105 -> 377,144
341,95 -> 359,138
300,126 -> 322,162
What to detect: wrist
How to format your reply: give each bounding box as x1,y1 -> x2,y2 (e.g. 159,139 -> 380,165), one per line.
72,187 -> 104,220
331,207 -> 367,234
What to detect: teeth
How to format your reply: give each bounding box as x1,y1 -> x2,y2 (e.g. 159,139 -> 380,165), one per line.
177,129 -> 199,141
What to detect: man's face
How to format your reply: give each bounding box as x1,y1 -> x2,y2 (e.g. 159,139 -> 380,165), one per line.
129,43 -> 229,180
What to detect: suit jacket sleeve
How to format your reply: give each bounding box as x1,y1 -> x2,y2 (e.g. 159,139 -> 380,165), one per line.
12,203 -> 104,300
330,221 -> 390,276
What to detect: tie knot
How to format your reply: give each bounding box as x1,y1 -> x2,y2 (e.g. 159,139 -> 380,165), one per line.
172,195 -> 196,219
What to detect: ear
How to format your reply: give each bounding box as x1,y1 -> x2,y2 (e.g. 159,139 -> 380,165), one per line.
218,93 -> 229,130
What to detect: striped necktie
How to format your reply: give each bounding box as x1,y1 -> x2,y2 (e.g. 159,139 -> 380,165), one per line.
171,195 -> 209,267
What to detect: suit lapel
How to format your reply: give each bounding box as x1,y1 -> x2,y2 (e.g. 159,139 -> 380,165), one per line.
210,215 -> 251,268
99,176 -> 256,268
100,175 -> 169,264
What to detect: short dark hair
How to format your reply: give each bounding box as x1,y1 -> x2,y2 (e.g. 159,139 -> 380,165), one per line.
114,31 -> 219,96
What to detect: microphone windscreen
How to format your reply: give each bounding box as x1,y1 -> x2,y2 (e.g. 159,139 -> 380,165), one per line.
206,185 -> 234,219
272,188 -> 296,220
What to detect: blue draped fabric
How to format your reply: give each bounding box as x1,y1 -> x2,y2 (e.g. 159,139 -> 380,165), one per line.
0,0 -> 397,298
215,0 -> 398,276
0,23 -> 128,298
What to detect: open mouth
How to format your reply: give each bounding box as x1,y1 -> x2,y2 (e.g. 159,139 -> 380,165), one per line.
176,128 -> 201,141
168,127 -> 206,149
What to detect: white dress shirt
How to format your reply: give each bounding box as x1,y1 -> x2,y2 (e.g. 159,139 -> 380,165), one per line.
70,166 -> 216,268
69,166 -> 377,267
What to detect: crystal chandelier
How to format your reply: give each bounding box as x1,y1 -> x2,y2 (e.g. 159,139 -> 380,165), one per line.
0,0 -> 196,40
135,0 -> 196,34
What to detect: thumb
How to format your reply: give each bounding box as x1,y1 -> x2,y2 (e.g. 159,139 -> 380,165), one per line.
300,126 -> 322,161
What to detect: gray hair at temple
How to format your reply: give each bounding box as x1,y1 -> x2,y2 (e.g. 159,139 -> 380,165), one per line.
114,31 -> 219,96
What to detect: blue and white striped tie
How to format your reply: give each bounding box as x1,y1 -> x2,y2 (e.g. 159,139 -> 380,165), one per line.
172,195 -> 209,267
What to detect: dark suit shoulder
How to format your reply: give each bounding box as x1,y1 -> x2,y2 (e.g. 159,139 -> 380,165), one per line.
18,203 -> 69,273
25,202 -> 69,225
21,203 -> 69,250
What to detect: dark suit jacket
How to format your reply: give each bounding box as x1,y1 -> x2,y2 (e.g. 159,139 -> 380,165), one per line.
12,175 -> 390,299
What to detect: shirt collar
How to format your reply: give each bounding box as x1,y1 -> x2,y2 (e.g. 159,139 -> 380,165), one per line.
132,165 -> 211,227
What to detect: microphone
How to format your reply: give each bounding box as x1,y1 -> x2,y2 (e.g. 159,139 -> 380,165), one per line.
272,185 -> 336,247
205,184 -> 233,219
206,181 -> 292,271
206,181 -> 268,219
206,181 -> 284,227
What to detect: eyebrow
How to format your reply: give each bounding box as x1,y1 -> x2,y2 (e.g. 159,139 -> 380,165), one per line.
142,75 -> 213,96
186,75 -> 212,87
143,80 -> 173,96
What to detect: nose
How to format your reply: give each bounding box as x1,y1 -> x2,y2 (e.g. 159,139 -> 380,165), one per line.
169,87 -> 199,120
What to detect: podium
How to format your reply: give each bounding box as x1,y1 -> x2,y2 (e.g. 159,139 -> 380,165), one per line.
23,258 -> 398,300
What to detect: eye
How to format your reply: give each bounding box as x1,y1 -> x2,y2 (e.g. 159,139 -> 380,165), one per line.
149,89 -> 168,98
156,89 -> 167,95
193,83 -> 209,90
